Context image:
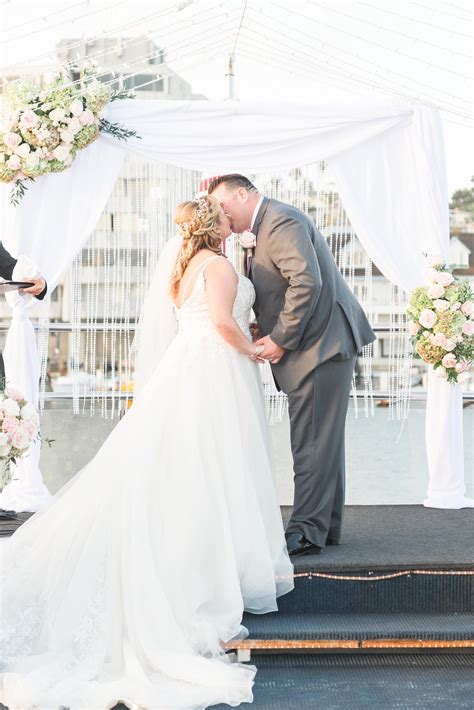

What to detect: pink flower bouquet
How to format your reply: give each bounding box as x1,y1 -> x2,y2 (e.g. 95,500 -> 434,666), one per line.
407,257 -> 474,384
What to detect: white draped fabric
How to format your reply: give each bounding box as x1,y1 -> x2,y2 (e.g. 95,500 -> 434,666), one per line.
0,95 -> 468,511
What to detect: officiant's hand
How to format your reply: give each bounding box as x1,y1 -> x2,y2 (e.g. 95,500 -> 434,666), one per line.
249,321 -> 261,342
255,335 -> 286,364
20,276 -> 46,297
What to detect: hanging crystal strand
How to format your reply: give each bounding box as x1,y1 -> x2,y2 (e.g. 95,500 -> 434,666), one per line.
388,282 -> 397,420
71,248 -> 82,415
361,254 -> 374,417
36,299 -> 50,413
400,288 -> 413,421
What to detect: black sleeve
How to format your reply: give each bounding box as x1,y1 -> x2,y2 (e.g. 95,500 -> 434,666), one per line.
0,243 -> 17,281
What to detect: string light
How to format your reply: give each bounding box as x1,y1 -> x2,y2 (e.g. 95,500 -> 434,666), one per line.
272,2 -> 472,80
410,0 -> 473,20
237,33 -> 473,120
238,43 -> 473,125
231,0 -> 248,55
0,0 -> 199,72
241,13 -> 471,113
244,7 -> 470,107
310,0 -> 472,53
0,0 -> 129,46
2,0 -> 87,34
0,5 -> 241,96
2,9 -> 241,95
356,0 -> 472,37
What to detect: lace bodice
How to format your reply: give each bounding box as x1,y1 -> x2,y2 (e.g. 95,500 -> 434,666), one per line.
175,261 -> 255,340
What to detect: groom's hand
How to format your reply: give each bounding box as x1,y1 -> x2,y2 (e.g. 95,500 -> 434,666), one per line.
255,336 -> 286,364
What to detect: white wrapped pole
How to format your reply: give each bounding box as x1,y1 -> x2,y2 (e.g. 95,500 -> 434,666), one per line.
424,366 -> 474,508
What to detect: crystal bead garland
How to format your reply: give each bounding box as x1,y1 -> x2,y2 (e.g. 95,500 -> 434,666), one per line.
68,155 -> 200,418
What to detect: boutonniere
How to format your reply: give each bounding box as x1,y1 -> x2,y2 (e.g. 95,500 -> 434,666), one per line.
239,230 -> 256,249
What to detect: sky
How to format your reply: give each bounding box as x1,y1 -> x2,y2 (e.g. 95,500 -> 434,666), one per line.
0,0 -> 472,195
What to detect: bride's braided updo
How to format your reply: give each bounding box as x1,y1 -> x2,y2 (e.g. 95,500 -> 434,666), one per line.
171,195 -> 223,297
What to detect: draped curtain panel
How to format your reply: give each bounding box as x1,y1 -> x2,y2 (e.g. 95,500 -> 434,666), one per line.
0,96 -> 468,511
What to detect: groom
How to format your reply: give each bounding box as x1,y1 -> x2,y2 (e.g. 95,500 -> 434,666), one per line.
208,175 -> 375,556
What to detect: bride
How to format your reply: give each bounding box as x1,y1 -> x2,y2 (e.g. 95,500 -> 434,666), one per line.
0,194 -> 294,710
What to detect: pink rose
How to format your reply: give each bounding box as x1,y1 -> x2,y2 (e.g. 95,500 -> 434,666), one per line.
450,302 -> 461,311
460,302 -> 473,316
79,109 -> 95,126
433,299 -> 450,312
427,254 -> 445,268
455,361 -> 468,373
433,332 -> 446,348
462,320 -> 474,336
427,283 -> 445,299
10,428 -> 30,451
239,230 -> 257,249
436,272 -> 454,287
6,154 -> 21,170
3,132 -> 22,150
19,109 -> 39,129
4,387 -> 24,402
443,338 -> 456,351
407,321 -> 420,336
442,353 -> 457,369
2,416 -> 20,436
419,309 -> 437,329
20,419 -> 37,438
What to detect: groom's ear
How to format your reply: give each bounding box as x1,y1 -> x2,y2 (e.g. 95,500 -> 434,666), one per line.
237,187 -> 249,203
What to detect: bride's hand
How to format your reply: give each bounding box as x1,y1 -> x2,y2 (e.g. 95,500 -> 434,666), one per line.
247,344 -> 265,363
249,321 -> 260,342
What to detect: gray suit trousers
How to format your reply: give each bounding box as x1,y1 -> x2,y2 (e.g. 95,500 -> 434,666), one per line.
285,354 -> 357,547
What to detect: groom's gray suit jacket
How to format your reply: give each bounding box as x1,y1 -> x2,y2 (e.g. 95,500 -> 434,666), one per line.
249,197 -> 376,394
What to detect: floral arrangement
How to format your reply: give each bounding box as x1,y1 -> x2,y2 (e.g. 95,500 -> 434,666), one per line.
0,61 -> 139,205
407,255 -> 474,384
0,385 -> 39,489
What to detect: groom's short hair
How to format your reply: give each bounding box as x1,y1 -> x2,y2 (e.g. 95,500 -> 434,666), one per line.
208,174 -> 258,194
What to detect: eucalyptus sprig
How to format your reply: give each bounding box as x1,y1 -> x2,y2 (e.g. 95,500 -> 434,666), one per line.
99,118 -> 141,142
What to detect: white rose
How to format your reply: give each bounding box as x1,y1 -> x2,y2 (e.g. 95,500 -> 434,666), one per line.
435,366 -> 448,379
456,371 -> 470,385
0,433 -> 8,447
20,403 -> 38,421
2,398 -> 20,416
59,130 -> 74,144
53,144 -> 71,161
0,443 -> 12,458
69,98 -> 84,116
25,151 -> 40,167
67,117 -> 82,135
433,299 -> 450,312
450,302 -> 461,311
48,108 -> 65,124
15,142 -> 31,158
443,339 -> 456,351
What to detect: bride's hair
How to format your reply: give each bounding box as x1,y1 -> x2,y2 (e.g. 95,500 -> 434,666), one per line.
171,195 -> 223,297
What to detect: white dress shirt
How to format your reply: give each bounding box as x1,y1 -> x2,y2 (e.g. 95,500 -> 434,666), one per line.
250,195 -> 264,231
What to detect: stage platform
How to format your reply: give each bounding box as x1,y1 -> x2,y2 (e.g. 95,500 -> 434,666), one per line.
1,505 -> 472,709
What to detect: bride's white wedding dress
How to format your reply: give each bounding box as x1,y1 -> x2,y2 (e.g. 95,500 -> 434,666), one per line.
0,254 -> 294,710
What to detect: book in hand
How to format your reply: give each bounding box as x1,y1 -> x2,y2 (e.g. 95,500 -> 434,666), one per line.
0,280 -> 35,293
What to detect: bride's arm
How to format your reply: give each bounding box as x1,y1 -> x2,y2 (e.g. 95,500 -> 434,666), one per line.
205,259 -> 263,361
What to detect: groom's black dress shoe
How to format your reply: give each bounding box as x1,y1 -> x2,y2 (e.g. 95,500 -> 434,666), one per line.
286,532 -> 323,556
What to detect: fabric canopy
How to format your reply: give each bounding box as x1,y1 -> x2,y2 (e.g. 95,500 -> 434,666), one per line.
0,95 -> 470,512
